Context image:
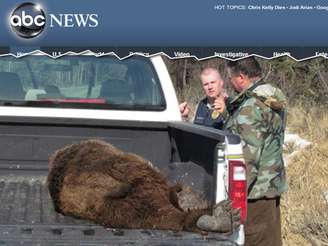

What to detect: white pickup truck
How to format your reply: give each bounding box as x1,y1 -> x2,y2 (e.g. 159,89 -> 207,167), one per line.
0,52 -> 246,245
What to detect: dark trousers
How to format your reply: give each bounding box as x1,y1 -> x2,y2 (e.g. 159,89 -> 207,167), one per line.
245,197 -> 282,246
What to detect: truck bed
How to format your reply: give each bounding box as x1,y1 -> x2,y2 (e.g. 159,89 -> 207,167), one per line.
0,174 -> 235,246
0,119 -> 238,245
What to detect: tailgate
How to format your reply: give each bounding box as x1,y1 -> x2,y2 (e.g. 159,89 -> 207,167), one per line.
0,174 -> 236,246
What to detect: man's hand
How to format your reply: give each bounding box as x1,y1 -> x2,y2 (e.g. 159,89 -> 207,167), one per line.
179,102 -> 190,119
212,96 -> 226,113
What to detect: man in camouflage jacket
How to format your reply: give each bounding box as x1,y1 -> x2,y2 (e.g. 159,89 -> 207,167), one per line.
225,57 -> 287,246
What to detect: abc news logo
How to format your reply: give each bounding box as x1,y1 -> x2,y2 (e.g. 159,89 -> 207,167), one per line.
10,2 -> 99,39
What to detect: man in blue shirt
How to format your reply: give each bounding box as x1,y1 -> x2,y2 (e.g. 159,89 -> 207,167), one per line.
180,67 -> 226,128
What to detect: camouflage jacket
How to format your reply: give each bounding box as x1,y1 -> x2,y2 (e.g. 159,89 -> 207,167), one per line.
224,79 -> 288,200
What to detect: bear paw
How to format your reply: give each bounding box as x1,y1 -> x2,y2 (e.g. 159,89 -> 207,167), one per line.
196,200 -> 240,233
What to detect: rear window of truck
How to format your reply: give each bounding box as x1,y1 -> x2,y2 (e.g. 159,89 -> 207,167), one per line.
0,55 -> 165,110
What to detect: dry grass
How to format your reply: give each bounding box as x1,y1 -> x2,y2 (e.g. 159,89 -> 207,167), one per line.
282,105 -> 328,245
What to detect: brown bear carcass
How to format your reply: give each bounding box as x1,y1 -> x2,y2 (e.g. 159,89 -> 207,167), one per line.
47,139 -> 239,233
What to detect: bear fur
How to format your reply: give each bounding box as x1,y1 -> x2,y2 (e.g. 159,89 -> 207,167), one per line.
47,139 -> 239,232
